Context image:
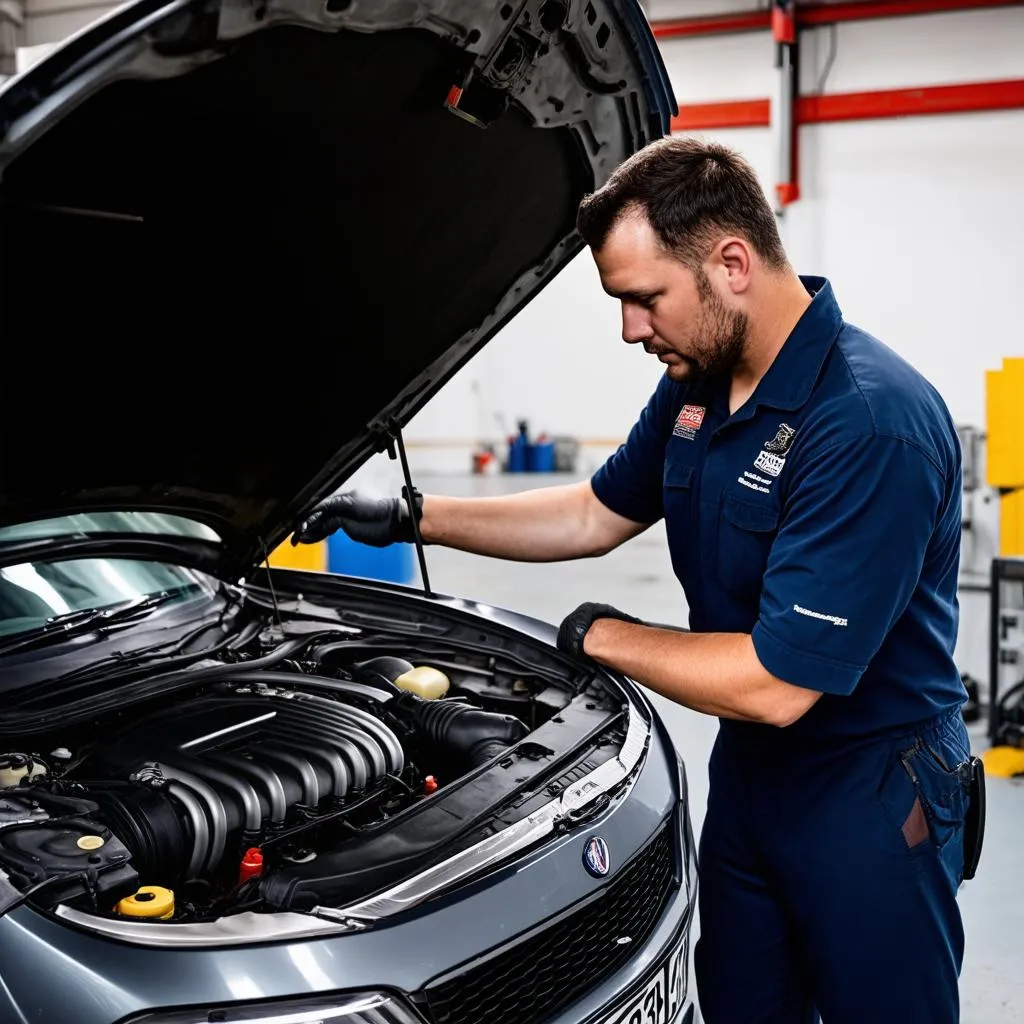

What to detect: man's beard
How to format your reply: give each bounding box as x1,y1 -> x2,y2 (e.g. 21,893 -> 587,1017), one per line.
673,270 -> 748,381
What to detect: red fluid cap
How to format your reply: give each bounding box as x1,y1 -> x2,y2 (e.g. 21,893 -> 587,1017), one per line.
424,775 -> 439,795
239,847 -> 263,883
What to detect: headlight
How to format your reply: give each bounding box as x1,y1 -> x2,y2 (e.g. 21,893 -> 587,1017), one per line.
128,993 -> 420,1024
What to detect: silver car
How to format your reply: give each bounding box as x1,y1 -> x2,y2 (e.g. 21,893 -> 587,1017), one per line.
0,2 -> 697,1023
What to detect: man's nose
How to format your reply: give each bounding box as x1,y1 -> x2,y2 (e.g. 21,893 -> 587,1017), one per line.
621,305 -> 652,345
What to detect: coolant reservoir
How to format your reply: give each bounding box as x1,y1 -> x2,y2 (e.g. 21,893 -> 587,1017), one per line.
116,886 -> 175,920
393,665 -> 450,700
0,754 -> 47,789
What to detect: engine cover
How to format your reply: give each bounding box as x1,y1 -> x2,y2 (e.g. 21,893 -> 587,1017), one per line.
75,683 -> 405,885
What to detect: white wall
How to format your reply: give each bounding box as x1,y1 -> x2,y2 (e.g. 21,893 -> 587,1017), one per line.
409,3 -> 1024,470
404,2 -> 1024,684
23,0 -> 117,47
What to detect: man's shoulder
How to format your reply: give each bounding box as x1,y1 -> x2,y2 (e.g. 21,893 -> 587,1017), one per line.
803,323 -> 959,476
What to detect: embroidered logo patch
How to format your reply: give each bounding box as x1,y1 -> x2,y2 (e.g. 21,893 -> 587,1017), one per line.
764,422 -> 797,455
673,404 -> 706,440
753,450 -> 786,477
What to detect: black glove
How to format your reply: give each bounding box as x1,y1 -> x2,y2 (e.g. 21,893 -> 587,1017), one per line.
291,489 -> 424,548
556,602 -> 643,659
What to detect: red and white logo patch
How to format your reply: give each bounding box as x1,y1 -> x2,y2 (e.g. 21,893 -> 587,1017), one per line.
673,404 -> 706,440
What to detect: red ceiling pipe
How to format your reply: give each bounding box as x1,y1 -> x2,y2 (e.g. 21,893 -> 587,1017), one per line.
652,0 -> 1024,39
799,78 -> 1024,122
800,0 -> 1024,26
673,98 -> 772,131
670,78 -> 1024,131
651,11 -> 770,38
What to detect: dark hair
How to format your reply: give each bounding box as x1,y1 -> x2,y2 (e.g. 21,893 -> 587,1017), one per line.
577,136 -> 788,271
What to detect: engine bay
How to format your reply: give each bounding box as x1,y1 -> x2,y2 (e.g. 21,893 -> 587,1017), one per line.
0,605 -> 636,927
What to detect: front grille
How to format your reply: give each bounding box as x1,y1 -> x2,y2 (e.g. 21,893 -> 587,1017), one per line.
422,823 -> 676,1024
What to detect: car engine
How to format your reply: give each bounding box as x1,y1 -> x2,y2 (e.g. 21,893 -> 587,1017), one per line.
0,628 -> 602,924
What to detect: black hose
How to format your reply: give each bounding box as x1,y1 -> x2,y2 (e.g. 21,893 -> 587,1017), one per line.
230,667 -> 397,708
135,632 -> 350,693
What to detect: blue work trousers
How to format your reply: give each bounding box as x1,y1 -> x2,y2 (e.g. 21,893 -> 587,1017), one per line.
694,710 -> 971,1023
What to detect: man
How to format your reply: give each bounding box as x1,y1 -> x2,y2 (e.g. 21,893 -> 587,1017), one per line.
293,137 -> 975,1023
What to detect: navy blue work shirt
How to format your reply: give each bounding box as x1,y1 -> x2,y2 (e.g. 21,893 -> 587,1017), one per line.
592,277 -> 966,744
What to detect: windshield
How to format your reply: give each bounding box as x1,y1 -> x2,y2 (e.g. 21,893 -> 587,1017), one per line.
0,558 -> 214,639
0,511 -> 221,544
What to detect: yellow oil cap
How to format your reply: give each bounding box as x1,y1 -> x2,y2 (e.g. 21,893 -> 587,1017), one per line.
116,886 -> 175,920
76,835 -> 105,851
393,665 -> 450,700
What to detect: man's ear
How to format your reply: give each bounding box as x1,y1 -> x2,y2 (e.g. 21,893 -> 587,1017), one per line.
713,237 -> 753,294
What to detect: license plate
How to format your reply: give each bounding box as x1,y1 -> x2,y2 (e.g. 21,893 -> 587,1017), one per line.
597,930 -> 689,1024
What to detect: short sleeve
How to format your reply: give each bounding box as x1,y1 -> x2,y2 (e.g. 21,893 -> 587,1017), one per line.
752,435 -> 950,696
591,376 -> 679,525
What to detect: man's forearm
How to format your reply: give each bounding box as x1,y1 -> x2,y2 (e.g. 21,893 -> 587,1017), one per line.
418,483 -> 645,562
583,620 -> 821,727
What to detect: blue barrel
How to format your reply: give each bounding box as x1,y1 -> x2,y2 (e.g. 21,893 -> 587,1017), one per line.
507,436 -> 528,473
327,530 -> 415,584
527,441 -> 556,473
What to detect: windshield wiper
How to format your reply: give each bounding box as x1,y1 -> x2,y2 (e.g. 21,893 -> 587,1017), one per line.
0,589 -> 190,657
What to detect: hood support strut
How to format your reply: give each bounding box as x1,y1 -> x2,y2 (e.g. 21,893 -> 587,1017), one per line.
381,421 -> 433,599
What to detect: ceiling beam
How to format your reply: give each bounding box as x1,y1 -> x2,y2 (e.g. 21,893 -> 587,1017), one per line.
652,0 -> 1024,40
671,78 -> 1024,130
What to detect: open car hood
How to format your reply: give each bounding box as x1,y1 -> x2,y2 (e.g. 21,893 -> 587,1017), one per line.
0,0 -> 674,579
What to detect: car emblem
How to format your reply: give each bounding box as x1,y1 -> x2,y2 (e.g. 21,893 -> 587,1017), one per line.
583,836 -> 610,877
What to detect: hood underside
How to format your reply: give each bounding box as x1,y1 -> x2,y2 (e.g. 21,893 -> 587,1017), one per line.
0,0 -> 673,576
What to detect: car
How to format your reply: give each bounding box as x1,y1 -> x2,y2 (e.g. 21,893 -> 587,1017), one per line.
0,3 -> 697,1024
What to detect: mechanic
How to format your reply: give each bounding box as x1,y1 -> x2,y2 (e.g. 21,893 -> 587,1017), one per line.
293,137 -> 979,1024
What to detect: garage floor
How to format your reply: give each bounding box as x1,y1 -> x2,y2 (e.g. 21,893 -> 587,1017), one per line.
409,471 -> 1023,1023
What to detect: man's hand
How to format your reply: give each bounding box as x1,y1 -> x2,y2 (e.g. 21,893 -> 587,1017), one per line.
556,602 -> 643,659
292,490 -> 423,548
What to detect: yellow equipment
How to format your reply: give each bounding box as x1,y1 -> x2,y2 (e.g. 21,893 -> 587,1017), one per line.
985,356 -> 1024,556
266,537 -> 327,572
980,745 -> 1024,779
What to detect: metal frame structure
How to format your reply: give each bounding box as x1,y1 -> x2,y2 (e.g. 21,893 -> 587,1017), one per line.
651,0 -> 1024,209
989,557 -> 1024,742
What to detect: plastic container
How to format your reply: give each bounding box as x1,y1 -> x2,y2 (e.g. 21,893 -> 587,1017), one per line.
327,530 -> 415,584
526,440 -> 555,473
506,435 -> 528,473
506,419 -> 530,473
393,665 -> 451,700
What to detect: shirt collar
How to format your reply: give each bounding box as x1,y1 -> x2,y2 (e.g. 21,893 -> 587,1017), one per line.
749,275 -> 844,412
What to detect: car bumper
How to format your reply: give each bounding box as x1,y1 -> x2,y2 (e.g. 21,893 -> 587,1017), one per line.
0,691 -> 698,1024
551,794 -> 699,1024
